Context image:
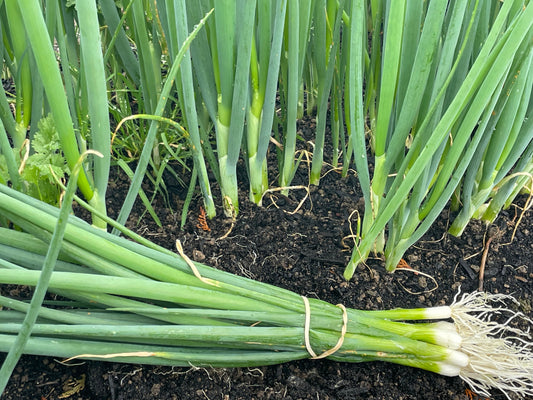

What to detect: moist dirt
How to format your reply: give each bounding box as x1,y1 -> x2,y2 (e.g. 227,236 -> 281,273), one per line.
2,117 -> 532,400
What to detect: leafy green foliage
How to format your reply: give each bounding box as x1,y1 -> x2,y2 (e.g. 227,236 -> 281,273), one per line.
2,0 -> 531,267
20,114 -> 69,205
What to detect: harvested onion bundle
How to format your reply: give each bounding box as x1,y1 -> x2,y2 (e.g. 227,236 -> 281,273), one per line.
0,184 -> 531,398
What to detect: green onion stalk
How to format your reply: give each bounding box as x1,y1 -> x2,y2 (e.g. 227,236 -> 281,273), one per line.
246,0 -> 287,206
198,0 -> 240,216
157,0 -> 217,219
278,0 -> 313,194
0,184 -> 531,398
3,0 -> 32,149
308,0 -> 344,186
246,32 -> 269,205
363,0 -> 407,258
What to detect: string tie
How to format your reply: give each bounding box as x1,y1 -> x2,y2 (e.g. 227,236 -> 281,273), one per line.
301,295 -> 348,359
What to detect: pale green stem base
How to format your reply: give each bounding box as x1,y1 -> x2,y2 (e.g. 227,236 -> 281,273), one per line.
88,189 -> 107,229
218,156 -> 239,217
449,186 -> 493,237
248,154 -> 268,206
247,110 -> 268,205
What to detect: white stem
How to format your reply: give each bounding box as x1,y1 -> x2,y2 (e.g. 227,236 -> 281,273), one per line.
432,350 -> 469,378
432,321 -> 462,350
436,363 -> 462,377
444,348 -> 470,368
437,362 -> 462,377
423,305 -> 452,320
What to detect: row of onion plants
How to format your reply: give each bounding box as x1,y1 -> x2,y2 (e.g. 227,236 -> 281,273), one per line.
343,0 -> 533,277
1,1 -> 531,274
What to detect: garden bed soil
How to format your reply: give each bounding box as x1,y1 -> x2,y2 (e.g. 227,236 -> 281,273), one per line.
2,120 -> 532,399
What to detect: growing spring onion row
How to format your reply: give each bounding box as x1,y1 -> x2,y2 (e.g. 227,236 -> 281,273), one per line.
344,0 -> 533,278
0,184 -> 531,398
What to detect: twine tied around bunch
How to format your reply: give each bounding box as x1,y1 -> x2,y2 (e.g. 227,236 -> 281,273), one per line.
301,295 -> 348,359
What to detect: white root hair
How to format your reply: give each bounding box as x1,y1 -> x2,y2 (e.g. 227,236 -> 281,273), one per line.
450,289 -> 533,399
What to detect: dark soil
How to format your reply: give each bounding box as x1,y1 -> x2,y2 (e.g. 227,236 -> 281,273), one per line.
2,119 -> 532,399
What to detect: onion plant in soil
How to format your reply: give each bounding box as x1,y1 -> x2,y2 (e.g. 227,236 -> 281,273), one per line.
1,138 -> 532,400
1,3 -> 532,399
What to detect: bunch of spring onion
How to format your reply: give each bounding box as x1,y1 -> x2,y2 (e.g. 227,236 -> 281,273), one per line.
0,180 -> 531,398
